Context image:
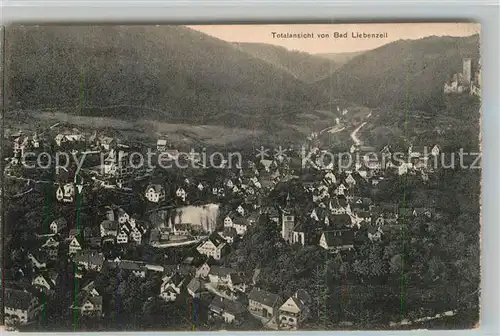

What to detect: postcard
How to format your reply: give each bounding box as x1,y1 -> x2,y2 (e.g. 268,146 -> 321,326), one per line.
1,23 -> 481,331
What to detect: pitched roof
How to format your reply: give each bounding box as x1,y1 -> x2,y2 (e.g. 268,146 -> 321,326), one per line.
322,230 -> 355,247
5,288 -> 36,310
89,296 -> 103,306
208,266 -> 236,278
221,227 -> 238,238
29,250 -> 49,263
207,233 -> 226,247
82,280 -> 97,292
327,214 -> 352,227
354,210 -> 371,218
74,250 -> 105,266
280,296 -> 306,314
248,288 -> 280,307
232,217 -> 250,227
71,291 -> 102,309
119,260 -> 146,271
147,184 -> 164,193
209,296 -> 246,316
187,277 -> 205,293
101,220 -> 118,231
228,273 -> 244,285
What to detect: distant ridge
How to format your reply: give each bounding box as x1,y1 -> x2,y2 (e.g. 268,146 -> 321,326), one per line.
233,42 -> 339,83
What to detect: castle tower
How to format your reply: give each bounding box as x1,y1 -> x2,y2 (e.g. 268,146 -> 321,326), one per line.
462,58 -> 472,86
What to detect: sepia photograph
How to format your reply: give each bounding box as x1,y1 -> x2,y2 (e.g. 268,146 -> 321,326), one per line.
1,23 -> 481,331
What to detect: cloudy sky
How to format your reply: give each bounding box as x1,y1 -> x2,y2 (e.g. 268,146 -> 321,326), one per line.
188,23 -> 480,54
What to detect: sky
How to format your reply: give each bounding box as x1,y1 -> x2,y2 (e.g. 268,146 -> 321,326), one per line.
188,23 -> 480,54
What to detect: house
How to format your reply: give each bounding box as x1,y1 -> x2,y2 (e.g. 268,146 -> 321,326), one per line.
99,136 -> 116,150
74,250 -> 105,272
207,266 -> 247,293
412,207 -> 435,219
70,291 -> 103,317
234,204 -> 246,216
398,162 -> 413,175
173,223 -> 190,236
149,227 -> 170,245
100,220 -> 118,237
196,234 -> 228,260
40,236 -> 60,260
219,227 -> 238,244
333,183 -> 348,195
292,223 -> 306,246
196,262 -> 211,279
116,230 -> 129,244
145,184 -> 165,203
159,274 -> 186,302
207,266 -> 234,284
209,296 -> 247,324
231,218 -> 250,236
345,173 -> 356,186
223,213 -> 236,227
187,277 -> 206,298
374,214 -> 385,226
324,171 -> 337,184
116,208 -> 130,224
32,272 -> 57,293
329,197 -> 351,215
248,287 -> 282,320
431,144 -> 441,156
82,280 -> 101,297
353,210 -> 372,225
325,214 -> 352,229
157,139 -> 167,152
68,237 -> 82,256
129,227 -> 143,244
225,179 -> 234,189
247,212 -> 260,226
367,226 -> 383,242
55,183 -> 76,203
279,290 -> 311,330
176,187 -> 187,201
118,260 -> 147,277
27,251 -> 47,269
49,217 -> 67,234
351,197 -> 372,210
227,273 -> 247,293
4,288 -> 41,325
408,145 -> 428,158
319,230 -> 355,253
262,207 -> 280,224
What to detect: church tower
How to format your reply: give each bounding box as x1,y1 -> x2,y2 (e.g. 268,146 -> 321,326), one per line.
281,193 -> 295,243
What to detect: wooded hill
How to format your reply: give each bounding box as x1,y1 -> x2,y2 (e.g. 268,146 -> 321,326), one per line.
314,34 -> 480,111
5,26 -> 324,130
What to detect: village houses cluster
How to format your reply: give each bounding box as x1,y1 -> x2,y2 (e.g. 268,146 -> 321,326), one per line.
4,125 -> 443,329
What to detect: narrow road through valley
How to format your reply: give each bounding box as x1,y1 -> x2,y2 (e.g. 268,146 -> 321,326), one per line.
349,111 -> 372,146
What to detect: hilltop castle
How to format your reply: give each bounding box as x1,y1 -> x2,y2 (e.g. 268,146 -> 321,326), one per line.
444,58 -> 481,97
